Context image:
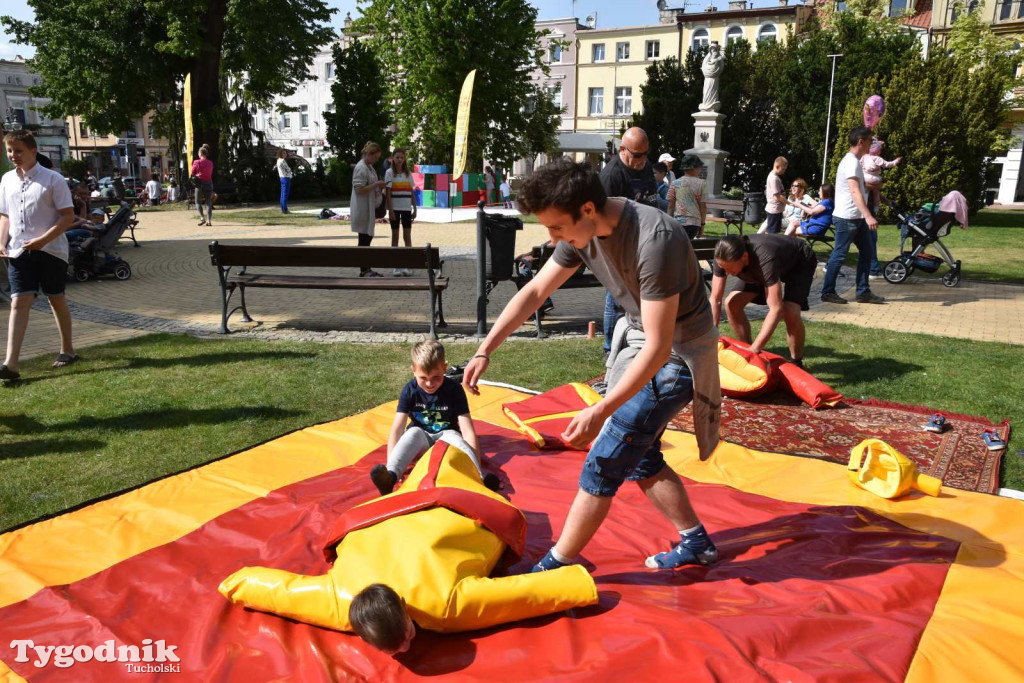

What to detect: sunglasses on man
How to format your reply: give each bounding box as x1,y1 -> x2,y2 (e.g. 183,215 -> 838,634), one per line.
621,145 -> 648,159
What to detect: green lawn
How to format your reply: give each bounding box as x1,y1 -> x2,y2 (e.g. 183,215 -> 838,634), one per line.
1,327 -> 1019,532
137,200 -> 351,226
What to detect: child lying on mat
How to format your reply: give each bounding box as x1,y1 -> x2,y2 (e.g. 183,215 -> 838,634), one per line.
372,339 -> 500,494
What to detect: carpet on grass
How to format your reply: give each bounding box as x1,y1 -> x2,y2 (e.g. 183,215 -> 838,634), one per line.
669,393 -> 1008,494
1,385 -> 1022,682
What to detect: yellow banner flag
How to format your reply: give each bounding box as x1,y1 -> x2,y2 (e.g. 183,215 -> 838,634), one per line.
452,69 -> 476,179
184,73 -> 194,164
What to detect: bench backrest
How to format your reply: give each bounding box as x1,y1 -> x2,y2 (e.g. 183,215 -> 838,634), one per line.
705,198 -> 744,211
210,242 -> 442,270
532,236 -> 719,268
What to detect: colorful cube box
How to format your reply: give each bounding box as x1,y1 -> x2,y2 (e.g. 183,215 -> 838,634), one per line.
463,190 -> 481,206
452,191 -> 463,207
412,173 -> 425,190
436,191 -> 449,208
413,165 -> 421,173
413,189 -> 423,206
423,175 -> 435,190
421,190 -> 436,207
435,174 -> 449,192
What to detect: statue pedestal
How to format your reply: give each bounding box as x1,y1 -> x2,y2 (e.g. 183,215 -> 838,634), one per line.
685,111 -> 729,197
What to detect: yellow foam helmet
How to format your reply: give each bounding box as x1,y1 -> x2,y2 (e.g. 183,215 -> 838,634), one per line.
848,439 -> 942,499
219,436 -> 598,633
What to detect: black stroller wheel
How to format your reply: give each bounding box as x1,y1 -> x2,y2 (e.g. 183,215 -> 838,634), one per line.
114,263 -> 132,281
883,259 -> 910,284
74,268 -> 91,282
942,270 -> 961,288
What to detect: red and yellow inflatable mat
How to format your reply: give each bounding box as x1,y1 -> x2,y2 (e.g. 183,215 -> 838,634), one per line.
1,384 -> 1022,682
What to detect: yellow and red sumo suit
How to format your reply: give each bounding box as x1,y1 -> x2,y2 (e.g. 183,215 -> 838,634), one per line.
219,437 -> 598,633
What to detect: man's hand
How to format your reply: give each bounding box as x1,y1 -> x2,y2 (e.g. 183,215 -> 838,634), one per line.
0,244 -> 7,258
561,404 -> 606,450
866,214 -> 878,231
22,237 -> 48,251
462,356 -> 489,396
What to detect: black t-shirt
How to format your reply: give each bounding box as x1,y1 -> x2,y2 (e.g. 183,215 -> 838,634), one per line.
397,377 -> 470,434
600,156 -> 659,208
712,234 -> 815,286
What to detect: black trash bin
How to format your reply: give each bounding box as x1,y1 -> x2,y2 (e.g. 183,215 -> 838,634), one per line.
744,192 -> 766,226
484,213 -> 523,282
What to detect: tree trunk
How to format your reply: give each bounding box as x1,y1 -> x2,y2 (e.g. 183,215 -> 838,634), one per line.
188,0 -> 229,178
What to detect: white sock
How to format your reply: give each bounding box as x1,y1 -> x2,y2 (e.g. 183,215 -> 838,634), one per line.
678,523 -> 703,536
550,548 -> 573,564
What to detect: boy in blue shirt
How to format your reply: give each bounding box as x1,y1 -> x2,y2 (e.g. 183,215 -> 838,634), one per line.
371,340 -> 500,494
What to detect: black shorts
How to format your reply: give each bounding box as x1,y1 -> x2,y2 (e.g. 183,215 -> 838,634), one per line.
734,252 -> 817,312
389,210 -> 413,231
764,212 -> 783,234
7,250 -> 67,297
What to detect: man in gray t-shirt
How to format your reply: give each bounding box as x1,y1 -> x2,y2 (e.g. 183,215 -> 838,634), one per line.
462,159 -> 722,576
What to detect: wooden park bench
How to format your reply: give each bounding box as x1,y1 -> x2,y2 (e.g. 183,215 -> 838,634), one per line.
704,197 -> 748,235
512,236 -> 720,338
209,242 -> 449,338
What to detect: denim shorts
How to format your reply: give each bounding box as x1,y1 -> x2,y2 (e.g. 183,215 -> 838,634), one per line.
579,361 -> 695,497
7,250 -> 67,297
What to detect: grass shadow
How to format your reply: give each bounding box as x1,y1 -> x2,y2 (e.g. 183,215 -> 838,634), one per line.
1,406 -> 304,436
0,438 -> 108,461
802,344 -> 924,383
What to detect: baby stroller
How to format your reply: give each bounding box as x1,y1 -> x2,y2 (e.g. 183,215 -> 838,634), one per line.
67,202 -> 134,282
882,194 -> 964,288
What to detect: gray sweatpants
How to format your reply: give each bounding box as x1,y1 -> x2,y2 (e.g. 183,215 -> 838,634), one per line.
388,428 -> 481,476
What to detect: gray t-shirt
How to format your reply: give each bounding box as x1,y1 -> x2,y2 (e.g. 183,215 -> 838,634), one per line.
551,200 -> 714,348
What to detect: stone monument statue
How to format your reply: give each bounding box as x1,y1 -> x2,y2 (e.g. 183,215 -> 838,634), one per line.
699,42 -> 724,113
687,42 -> 728,198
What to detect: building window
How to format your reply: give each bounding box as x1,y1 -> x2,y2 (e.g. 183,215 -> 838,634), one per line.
326,103 -> 336,114
952,0 -> 980,20
999,0 -> 1012,19
282,113 -> 291,129
616,42 -> 630,61
888,0 -> 908,15
300,105 -> 309,129
147,122 -> 155,140
550,44 -> 562,63
588,87 -> 604,116
551,84 -> 562,112
123,124 -> 137,138
525,94 -> 537,114
726,26 -> 744,45
758,24 -> 778,43
79,122 -> 89,137
646,40 -> 660,59
614,86 -> 632,116
592,43 -> 605,61
325,62 -> 334,79
11,103 -> 26,125
692,29 -> 710,51
834,0 -> 847,10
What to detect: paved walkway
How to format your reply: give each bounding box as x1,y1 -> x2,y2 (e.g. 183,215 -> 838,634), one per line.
2,206 -> 1023,360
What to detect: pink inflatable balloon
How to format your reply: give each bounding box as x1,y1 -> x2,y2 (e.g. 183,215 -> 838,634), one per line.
863,95 -> 885,129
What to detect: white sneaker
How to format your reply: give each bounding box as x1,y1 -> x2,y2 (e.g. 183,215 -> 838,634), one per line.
401,268 -> 412,277
392,268 -> 403,276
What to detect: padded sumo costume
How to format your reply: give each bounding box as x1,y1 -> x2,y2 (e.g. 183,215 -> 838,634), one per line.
219,435 -> 598,633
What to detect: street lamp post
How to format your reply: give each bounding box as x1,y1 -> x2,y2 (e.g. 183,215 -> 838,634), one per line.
821,53 -> 843,186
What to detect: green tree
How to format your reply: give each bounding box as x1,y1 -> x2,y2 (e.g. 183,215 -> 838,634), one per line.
60,157 -> 87,181
356,0 -> 558,168
3,0 -> 336,173
629,52 -> 703,166
324,40 -> 392,165
833,52 -> 1014,212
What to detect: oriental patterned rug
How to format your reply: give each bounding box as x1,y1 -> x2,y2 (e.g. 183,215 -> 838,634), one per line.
587,378 -> 1009,494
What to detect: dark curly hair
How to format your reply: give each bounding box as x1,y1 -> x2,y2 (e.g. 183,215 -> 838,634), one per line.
516,158 -> 607,221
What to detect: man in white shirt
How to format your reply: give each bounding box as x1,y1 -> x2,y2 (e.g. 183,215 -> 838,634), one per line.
145,174 -> 162,206
0,130 -> 77,381
820,126 -> 884,305
760,157 -> 788,234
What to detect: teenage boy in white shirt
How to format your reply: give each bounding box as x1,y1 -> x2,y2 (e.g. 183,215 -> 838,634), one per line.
0,130 -> 77,381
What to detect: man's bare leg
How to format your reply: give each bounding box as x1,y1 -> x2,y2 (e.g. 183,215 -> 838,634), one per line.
636,465 -> 699,531
724,291 -> 758,343
47,295 -> 75,357
4,293 -> 35,373
552,489 -> 613,560
783,302 -> 805,361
